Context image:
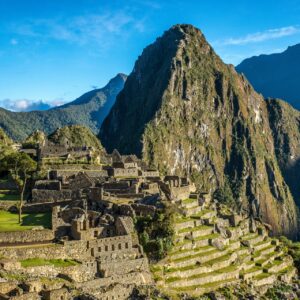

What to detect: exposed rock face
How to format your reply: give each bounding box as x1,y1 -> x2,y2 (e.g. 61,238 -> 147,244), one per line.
100,24 -> 299,238
266,99 -> 300,207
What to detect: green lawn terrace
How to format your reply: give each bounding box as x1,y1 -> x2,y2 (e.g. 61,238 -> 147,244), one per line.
0,211 -> 51,232
0,190 -> 20,202
0,177 -> 20,203
20,258 -> 79,268
151,193 -> 297,297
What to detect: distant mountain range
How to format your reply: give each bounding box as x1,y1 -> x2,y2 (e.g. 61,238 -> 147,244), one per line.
236,44 -> 300,109
0,73 -> 127,141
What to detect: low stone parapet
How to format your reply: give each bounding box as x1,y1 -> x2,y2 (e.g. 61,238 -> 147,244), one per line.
241,268 -> 263,280
266,258 -> 293,274
174,220 -> 195,231
252,274 -> 276,287
0,229 -> 54,244
98,257 -> 149,277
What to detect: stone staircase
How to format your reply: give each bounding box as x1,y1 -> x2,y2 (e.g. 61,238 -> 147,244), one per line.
151,195 -> 297,297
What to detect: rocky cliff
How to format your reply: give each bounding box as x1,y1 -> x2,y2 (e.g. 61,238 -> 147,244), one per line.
100,24 -> 299,238
267,99 -> 300,207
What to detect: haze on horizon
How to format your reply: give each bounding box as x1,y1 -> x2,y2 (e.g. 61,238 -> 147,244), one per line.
1,0 -> 300,111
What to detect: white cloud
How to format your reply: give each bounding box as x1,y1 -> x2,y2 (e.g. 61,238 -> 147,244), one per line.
0,99 -> 64,112
9,11 -> 146,48
10,38 -> 18,45
219,26 -> 300,46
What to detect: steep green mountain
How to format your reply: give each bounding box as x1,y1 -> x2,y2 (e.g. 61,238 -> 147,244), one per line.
48,125 -> 104,150
100,24 -> 299,238
0,73 -> 126,141
22,130 -> 46,149
266,99 -> 300,207
236,44 -> 300,110
0,128 -> 13,148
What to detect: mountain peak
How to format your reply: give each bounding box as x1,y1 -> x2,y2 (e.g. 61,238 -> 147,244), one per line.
105,73 -> 127,89
170,23 -> 204,36
100,26 -> 299,238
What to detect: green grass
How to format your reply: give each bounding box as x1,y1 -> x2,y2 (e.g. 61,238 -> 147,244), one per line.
178,225 -> 212,234
169,245 -> 213,257
254,272 -> 271,280
171,248 -> 220,263
190,209 -> 214,219
173,278 -> 237,292
182,198 -> 197,204
0,210 -> 51,232
0,194 -> 19,201
0,190 -> 20,201
252,245 -> 274,258
21,258 -> 79,268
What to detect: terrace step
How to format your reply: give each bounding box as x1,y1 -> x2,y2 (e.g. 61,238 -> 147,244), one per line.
241,233 -> 265,246
165,252 -> 235,279
255,251 -> 283,267
183,205 -> 203,216
252,273 -> 276,287
174,219 -> 196,231
167,266 -> 239,288
180,198 -> 199,209
168,248 -> 230,269
252,245 -> 276,262
242,260 -> 256,271
191,210 -> 217,221
264,258 -> 293,274
169,245 -> 214,261
252,239 -> 271,251
241,266 -> 263,280
177,225 -> 214,238
173,278 -> 239,297
173,233 -> 219,251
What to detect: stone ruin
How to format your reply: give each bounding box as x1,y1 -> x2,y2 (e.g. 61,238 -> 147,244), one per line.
0,146 -> 297,299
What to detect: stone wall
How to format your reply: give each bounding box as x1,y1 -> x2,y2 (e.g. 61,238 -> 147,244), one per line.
23,201 -> 72,213
110,168 -> 139,177
34,180 -> 61,191
0,241 -> 88,260
98,257 -> 149,277
32,189 -> 72,203
18,260 -> 97,283
0,229 -> 54,244
50,169 -> 107,180
88,235 -> 134,259
171,185 -> 191,200
132,203 -> 156,217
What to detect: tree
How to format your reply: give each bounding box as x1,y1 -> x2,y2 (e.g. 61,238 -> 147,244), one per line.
2,152 -> 36,223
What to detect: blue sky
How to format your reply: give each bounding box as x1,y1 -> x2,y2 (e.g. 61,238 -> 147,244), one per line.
1,0 -> 300,111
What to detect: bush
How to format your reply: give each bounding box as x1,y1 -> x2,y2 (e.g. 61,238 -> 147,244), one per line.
135,204 -> 175,261
279,236 -> 300,271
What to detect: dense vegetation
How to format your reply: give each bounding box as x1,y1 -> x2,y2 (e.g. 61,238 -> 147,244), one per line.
279,235 -> 300,271
0,73 -> 126,141
135,203 -> 175,261
48,125 -> 104,150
